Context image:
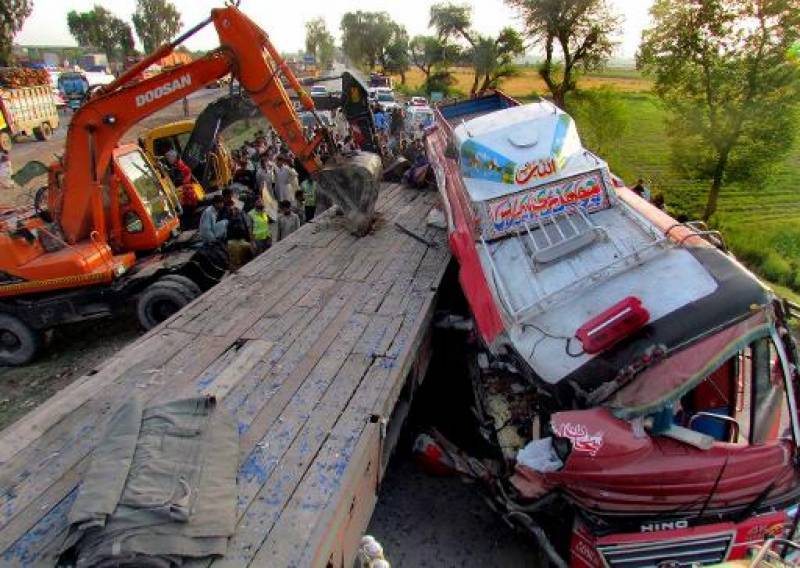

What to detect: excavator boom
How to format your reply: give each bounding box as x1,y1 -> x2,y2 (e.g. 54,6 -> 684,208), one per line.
57,4 -> 378,244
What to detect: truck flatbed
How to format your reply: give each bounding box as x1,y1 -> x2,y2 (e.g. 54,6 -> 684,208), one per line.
0,183 -> 449,567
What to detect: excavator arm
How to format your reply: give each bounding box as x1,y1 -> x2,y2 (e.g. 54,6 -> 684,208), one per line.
57,5 -> 367,244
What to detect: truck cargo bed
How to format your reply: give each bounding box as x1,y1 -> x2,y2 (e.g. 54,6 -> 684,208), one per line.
0,183 -> 450,566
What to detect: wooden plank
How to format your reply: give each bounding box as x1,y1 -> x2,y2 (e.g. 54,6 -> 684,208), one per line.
0,184 -> 452,567
250,358 -> 396,567
215,352 -> 374,567
0,334 -> 237,559
0,328 -> 193,465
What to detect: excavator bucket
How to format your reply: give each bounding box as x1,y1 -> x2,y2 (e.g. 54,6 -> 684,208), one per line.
317,151 -> 383,236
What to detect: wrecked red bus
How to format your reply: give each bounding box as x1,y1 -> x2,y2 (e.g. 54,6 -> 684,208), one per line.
425,92 -> 800,566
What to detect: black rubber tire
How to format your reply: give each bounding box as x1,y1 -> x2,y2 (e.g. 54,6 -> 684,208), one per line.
0,131 -> 11,152
185,241 -> 229,290
33,122 -> 52,141
136,282 -> 194,330
158,274 -> 203,299
0,313 -> 41,366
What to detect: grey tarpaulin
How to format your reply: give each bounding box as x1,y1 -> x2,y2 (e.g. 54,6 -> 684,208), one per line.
59,396 -> 238,567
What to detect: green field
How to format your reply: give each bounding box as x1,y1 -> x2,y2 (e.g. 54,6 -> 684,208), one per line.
556,91 -> 800,301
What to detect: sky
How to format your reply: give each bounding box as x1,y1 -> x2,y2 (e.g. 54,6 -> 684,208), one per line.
16,0 -> 654,60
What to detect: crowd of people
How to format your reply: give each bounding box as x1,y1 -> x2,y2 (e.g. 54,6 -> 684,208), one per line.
192,102 -> 434,270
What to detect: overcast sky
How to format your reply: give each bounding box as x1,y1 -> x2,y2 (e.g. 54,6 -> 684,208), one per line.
17,0 -> 654,59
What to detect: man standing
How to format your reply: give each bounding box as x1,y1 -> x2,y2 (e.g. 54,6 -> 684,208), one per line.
274,157 -> 299,203
0,151 -> 12,192
165,149 -> 192,187
276,199 -> 301,242
300,177 -> 317,221
198,195 -> 228,244
248,197 -> 272,255
631,178 -> 648,199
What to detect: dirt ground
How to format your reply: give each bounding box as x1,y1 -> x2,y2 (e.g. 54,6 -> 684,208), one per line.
0,88 -> 224,428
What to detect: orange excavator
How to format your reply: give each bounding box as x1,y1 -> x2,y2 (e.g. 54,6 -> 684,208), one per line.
0,4 -> 381,365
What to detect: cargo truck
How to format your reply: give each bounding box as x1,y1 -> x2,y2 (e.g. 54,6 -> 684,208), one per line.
0,83 -> 60,151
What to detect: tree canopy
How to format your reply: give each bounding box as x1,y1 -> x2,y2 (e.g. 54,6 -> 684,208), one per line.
132,0 -> 182,54
506,0 -> 621,107
67,5 -> 135,64
383,29 -> 410,83
0,0 -> 33,66
639,0 -> 800,220
468,28 -> 525,94
305,17 -> 336,71
429,2 -> 475,46
340,11 -> 405,71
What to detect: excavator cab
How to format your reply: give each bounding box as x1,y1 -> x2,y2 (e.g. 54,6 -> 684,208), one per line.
110,145 -> 181,252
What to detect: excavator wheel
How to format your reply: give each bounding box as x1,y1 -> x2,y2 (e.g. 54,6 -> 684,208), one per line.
158,274 -> 203,299
0,313 -> 41,366
184,241 -> 229,291
136,279 -> 197,330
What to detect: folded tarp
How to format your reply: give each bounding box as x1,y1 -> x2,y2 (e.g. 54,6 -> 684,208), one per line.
59,396 -> 238,567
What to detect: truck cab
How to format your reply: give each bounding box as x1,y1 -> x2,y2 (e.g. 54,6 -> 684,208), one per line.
427,92 -> 800,567
57,72 -> 90,112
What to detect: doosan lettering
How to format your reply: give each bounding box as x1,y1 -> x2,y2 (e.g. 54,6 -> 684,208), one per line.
135,75 -> 192,107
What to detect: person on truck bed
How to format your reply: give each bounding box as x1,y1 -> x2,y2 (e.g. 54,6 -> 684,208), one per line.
165,149 -> 192,187
219,188 -> 253,269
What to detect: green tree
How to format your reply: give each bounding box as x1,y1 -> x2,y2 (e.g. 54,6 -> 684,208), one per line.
468,28 -> 525,94
569,88 -> 630,158
639,0 -> 800,221
383,30 -> 410,84
409,35 -> 447,80
430,2 -> 475,46
430,3 -> 524,95
506,0 -> 621,108
305,17 -> 336,70
0,0 -> 34,66
67,6 -> 135,64
340,11 -> 403,71
132,0 -> 182,54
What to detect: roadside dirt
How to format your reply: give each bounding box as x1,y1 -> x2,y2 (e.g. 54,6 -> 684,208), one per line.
0,89 -> 224,428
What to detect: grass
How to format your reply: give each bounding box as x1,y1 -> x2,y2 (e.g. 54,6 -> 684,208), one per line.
561,91 -> 800,297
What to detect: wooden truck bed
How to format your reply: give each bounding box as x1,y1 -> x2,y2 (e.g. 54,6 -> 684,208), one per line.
0,184 -> 449,567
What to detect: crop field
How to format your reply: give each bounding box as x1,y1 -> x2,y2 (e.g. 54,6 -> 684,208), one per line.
397,66 -> 654,97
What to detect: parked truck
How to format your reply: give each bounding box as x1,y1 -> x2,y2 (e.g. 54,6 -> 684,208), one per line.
0,70 -> 60,151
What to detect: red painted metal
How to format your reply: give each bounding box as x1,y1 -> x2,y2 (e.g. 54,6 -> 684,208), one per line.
512,408 -> 800,515
569,511 -> 788,567
425,121 -> 505,345
575,296 -> 650,354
